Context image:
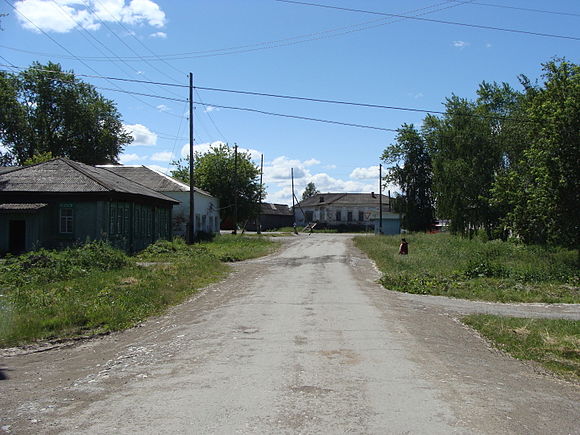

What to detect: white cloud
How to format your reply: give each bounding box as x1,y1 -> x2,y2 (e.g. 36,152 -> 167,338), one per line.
151,151 -> 173,162
485,42 -> 492,48
204,106 -> 219,113
349,166 -> 380,180
452,40 -> 470,49
156,104 -> 169,112
150,31 -> 166,38
119,153 -> 146,164
125,123 -> 157,146
14,0 -> 166,33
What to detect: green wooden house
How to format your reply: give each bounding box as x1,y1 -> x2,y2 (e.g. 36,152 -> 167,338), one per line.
0,158 -> 179,255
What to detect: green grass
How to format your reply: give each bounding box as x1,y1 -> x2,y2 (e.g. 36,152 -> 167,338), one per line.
463,314 -> 580,381
354,233 -> 579,303
0,236 -> 277,348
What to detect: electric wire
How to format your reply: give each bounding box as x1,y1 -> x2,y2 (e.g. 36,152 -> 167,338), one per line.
274,0 -> 580,41
2,0 -> 184,120
1,0 -> 472,62
447,0 -> 580,18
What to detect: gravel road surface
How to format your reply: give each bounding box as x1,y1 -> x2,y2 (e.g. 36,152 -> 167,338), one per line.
1,234 -> 578,434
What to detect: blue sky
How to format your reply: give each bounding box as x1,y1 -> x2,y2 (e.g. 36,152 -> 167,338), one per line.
1,0 -> 578,204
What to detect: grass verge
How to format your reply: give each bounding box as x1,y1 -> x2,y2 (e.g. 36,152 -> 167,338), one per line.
354,233 -> 579,303
463,314 -> 580,381
0,236 -> 277,348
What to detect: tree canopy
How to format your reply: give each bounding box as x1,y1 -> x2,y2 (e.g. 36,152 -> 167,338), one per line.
383,59 -> 579,250
381,123 -> 434,232
0,61 -> 132,165
171,143 -> 264,226
302,182 -> 320,200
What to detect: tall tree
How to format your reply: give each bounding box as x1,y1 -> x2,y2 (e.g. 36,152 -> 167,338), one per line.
424,96 -> 504,238
381,123 -> 434,232
301,182 -> 319,200
0,61 -> 131,165
492,59 -> 579,248
172,143 -> 264,225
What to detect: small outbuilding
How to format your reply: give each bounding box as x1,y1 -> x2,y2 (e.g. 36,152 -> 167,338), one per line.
99,165 -> 220,237
0,158 -> 178,255
246,203 -> 294,231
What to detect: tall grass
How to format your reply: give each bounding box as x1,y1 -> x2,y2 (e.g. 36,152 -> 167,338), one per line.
463,314 -> 580,380
354,233 -> 579,303
0,236 -> 277,348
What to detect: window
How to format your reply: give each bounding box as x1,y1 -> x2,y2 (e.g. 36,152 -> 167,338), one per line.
358,211 -> 364,221
305,211 -> 313,222
202,215 -> 207,231
335,210 -> 341,221
110,204 -> 117,235
347,211 -> 353,222
60,207 -> 73,233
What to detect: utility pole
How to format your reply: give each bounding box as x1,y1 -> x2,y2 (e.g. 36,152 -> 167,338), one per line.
379,164 -> 383,235
291,168 -> 297,234
257,153 -> 263,234
188,72 -> 195,243
233,143 -> 238,235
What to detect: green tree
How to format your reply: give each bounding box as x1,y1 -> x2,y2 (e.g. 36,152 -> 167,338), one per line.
301,182 -> 319,200
424,95 -> 504,238
0,61 -> 131,165
172,143 -> 264,225
492,59 -> 579,249
381,123 -> 434,232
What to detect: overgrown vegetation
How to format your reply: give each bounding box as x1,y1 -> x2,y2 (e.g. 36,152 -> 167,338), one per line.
381,59 -> 579,249
0,236 -> 277,348
354,233 -> 579,303
463,314 -> 580,381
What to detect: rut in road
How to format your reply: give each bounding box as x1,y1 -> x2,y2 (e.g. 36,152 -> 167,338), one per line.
1,234 -> 579,434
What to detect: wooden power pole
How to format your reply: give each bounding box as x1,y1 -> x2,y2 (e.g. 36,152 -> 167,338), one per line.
257,154 -> 263,234
188,72 -> 195,243
379,164 -> 383,235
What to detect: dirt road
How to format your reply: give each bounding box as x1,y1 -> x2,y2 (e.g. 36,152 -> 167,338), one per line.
1,234 -> 579,434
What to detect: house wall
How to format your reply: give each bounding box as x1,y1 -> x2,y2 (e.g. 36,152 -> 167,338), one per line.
0,199 -> 173,255
295,205 -> 384,229
166,191 -> 219,237
246,214 -> 294,231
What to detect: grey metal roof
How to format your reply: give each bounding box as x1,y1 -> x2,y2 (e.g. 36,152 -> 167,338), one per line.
0,166 -> 21,174
260,203 -> 293,216
297,192 -> 392,207
0,203 -> 47,211
99,165 -> 213,197
0,158 -> 178,204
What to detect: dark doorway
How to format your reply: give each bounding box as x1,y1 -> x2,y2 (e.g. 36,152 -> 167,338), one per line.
9,220 -> 26,254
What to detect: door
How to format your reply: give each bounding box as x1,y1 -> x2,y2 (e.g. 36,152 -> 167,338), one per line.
9,220 -> 26,254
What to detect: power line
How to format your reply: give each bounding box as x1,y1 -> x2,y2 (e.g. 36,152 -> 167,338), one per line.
0,64 -> 534,124
447,0 -> 580,18
194,101 -> 398,132
274,0 -> 580,41
2,0 -> 184,120
1,0 -> 472,62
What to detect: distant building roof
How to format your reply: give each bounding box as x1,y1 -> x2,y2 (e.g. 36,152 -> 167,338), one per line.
0,158 -> 178,204
297,192 -> 392,207
98,165 -> 213,197
260,202 -> 293,216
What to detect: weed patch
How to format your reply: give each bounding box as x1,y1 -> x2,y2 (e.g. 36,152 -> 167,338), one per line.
463,314 -> 580,381
354,233 -> 579,303
0,236 -> 277,348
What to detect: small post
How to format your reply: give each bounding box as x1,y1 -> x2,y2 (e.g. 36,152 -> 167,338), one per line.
379,164 -> 383,234
257,153 -> 263,234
